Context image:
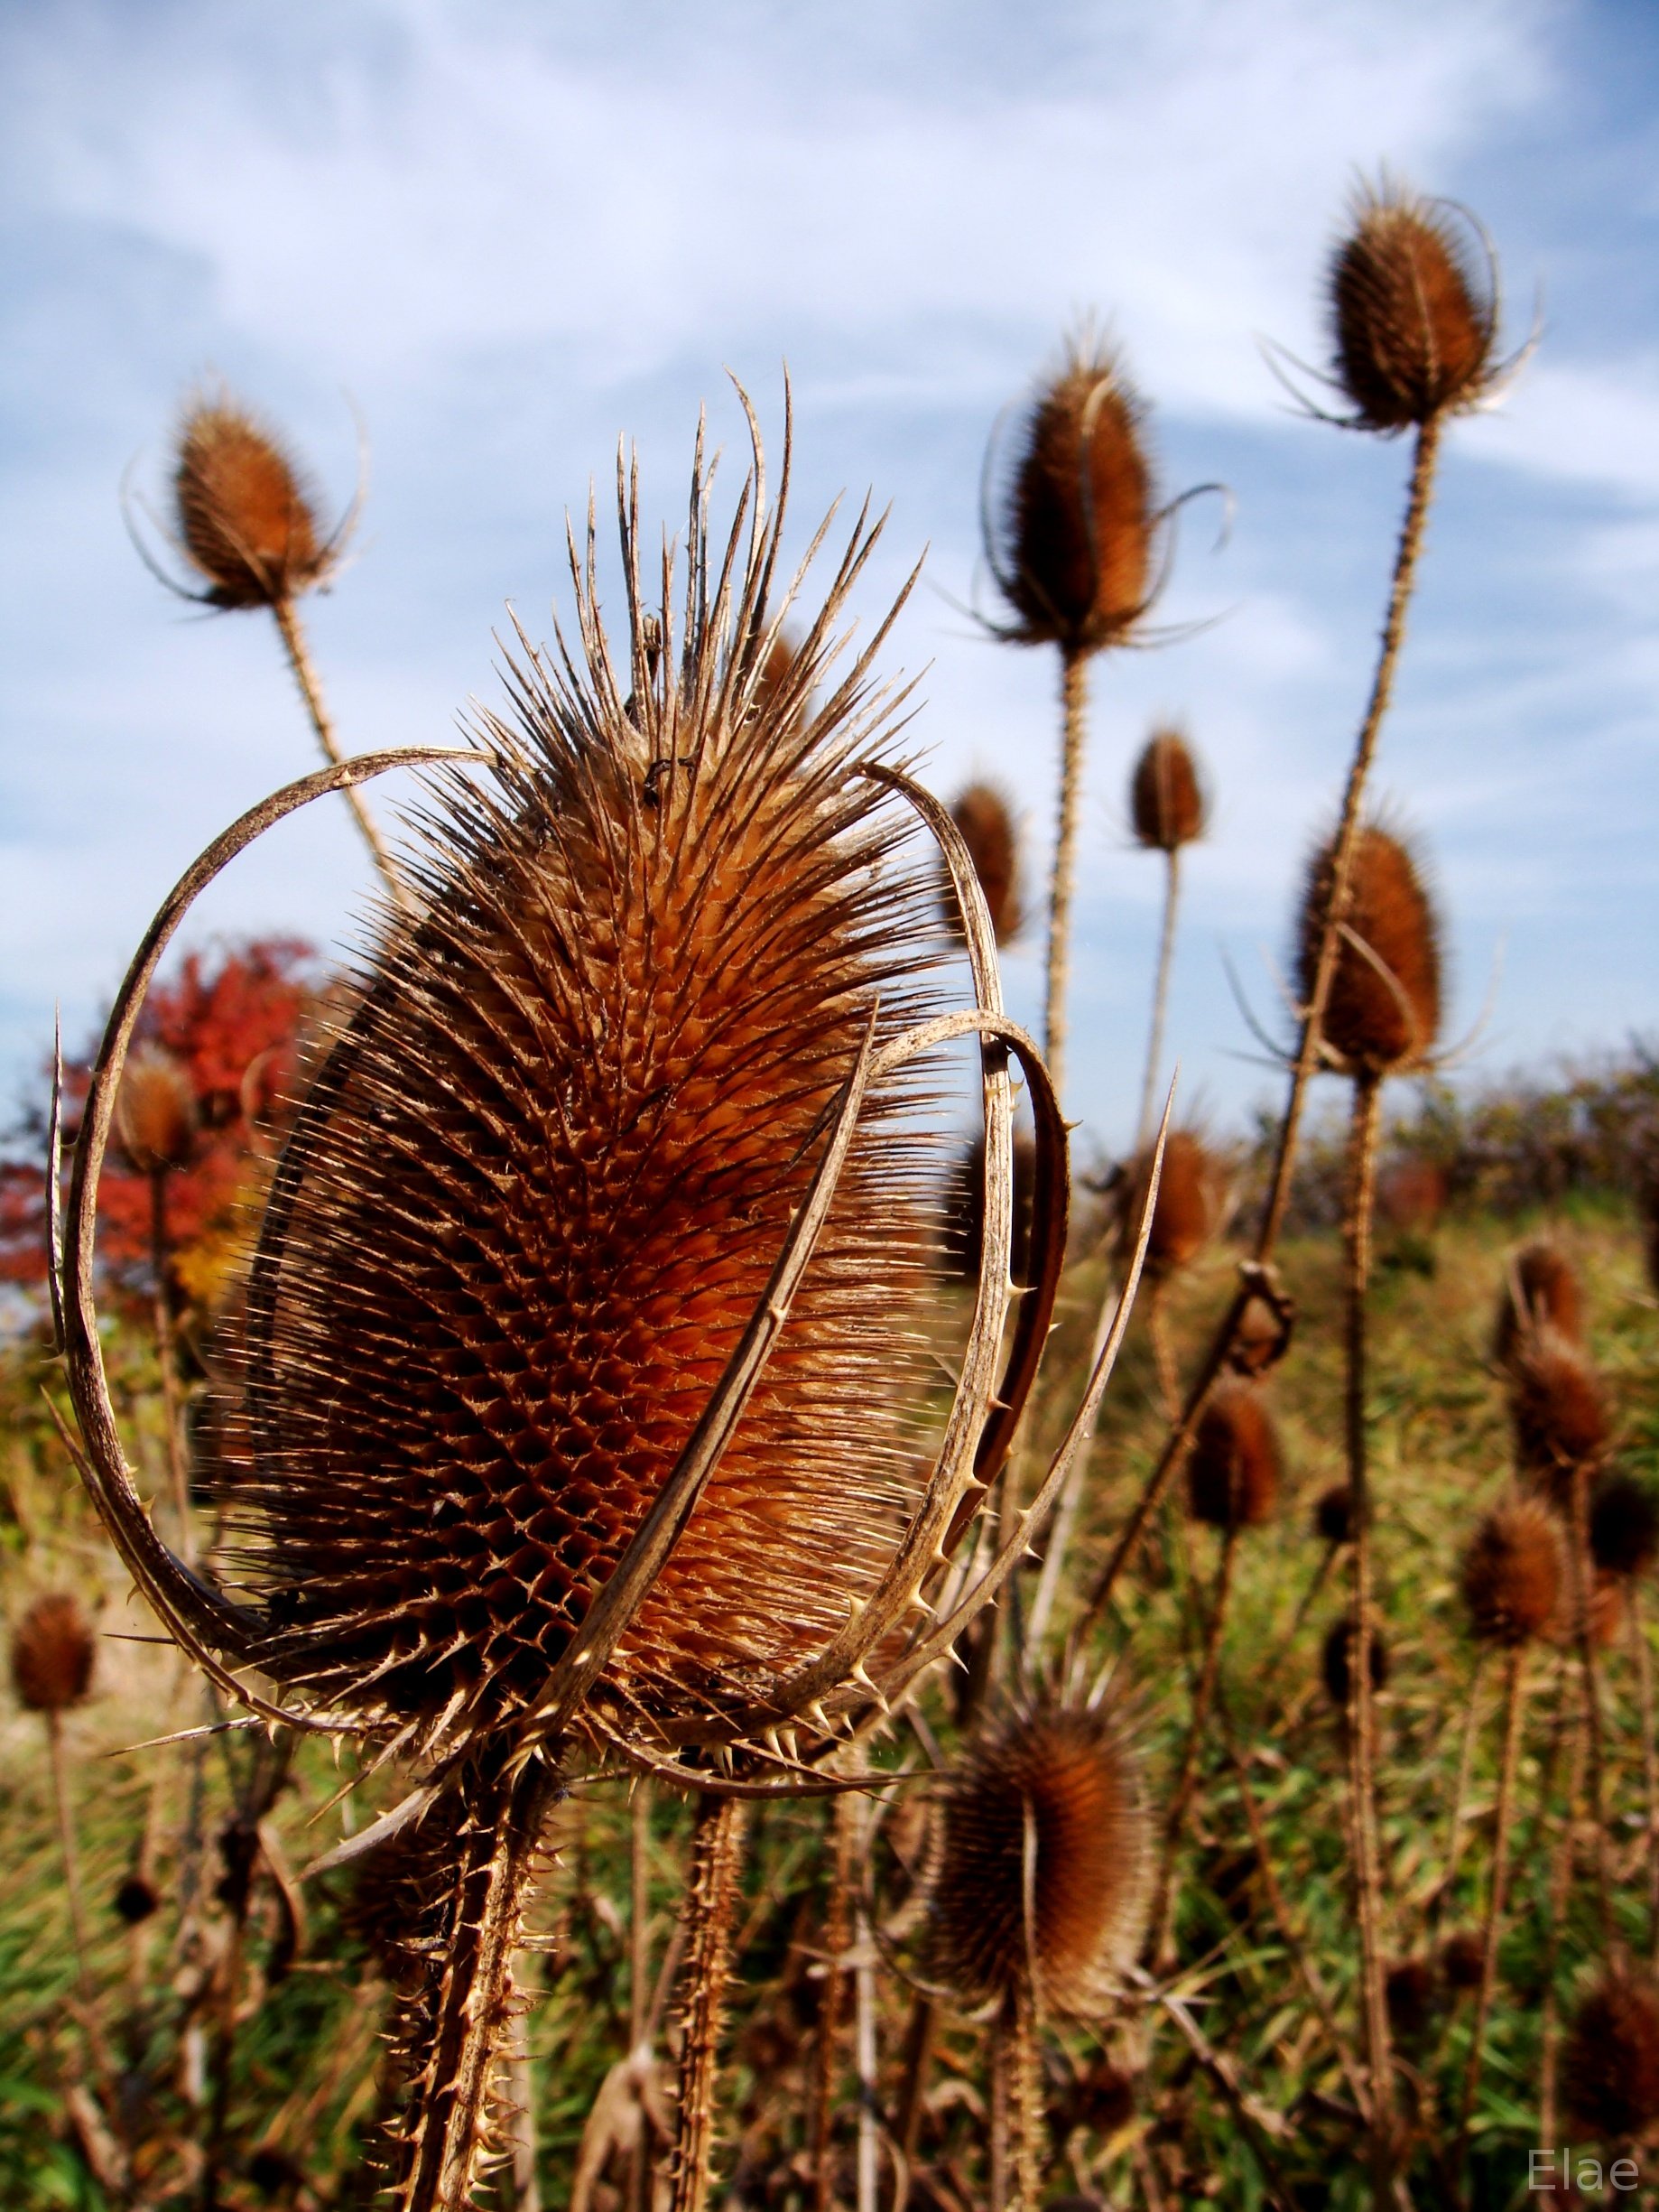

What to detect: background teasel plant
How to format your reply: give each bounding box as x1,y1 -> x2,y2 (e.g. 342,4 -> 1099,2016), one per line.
50,403 -> 1110,2208
1128,724 -> 1209,1150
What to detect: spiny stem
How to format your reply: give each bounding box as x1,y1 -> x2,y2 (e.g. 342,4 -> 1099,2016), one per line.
1342,1073 -> 1395,2163
271,596 -> 407,908
1136,847 -> 1182,1152
1538,1707 -> 1586,2151
1148,1527 -> 1238,1967
1630,1588 -> 1659,1966
1043,648 -> 1089,1106
811,1793 -> 856,2212
1008,1980 -> 1043,2212
626,1781 -> 653,2212
892,1995 -> 937,2175
45,1713 -> 100,2044
1567,1463 -> 1615,1947
1455,1645 -> 1528,2169
853,1848 -> 879,2212
1433,1650 -> 1489,1929
1259,1541 -> 1339,1705
671,1794 -> 748,2212
148,1168 -> 193,1566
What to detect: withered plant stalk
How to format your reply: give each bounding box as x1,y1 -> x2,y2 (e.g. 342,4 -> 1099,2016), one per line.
1148,1286 -> 1180,1424
1260,1539 -> 1341,1705
1630,1591 -> 1659,1964
1136,847 -> 1182,1153
270,597 -> 405,907
146,1167 -> 193,1562
1567,1464 -> 1615,1945
1043,650 -> 1089,1103
1538,1715 -> 1587,2150
1455,1645 -> 1529,2163
1148,1527 -> 1238,1967
1434,1650 -> 1489,1921
671,1795 -> 749,2212
45,1711 -> 97,2031
811,1795 -> 857,2212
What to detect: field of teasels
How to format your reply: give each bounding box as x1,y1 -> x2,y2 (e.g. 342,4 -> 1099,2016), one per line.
5,174 -> 1659,2212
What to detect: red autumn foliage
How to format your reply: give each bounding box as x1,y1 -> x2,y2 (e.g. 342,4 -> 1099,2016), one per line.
0,937 -> 317,1295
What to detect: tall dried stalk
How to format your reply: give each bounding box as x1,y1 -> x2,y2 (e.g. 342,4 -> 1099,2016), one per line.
1136,847 -> 1182,1152
146,1166 -> 193,1562
671,1795 -> 749,2212
1043,650 -> 1089,1103
1454,1646 -> 1528,2166
1630,1589 -> 1659,1963
1566,1464 -> 1615,1944
811,1795 -> 857,2212
1147,1528 -> 1238,1966
45,1712 -> 100,2044
271,597 -> 406,907
1538,1714 -> 1587,2150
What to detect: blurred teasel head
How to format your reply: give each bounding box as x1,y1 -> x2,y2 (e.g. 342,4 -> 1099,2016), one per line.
1117,1126 -> 1219,1283
10,1593 -> 97,1716
1460,1494 -> 1563,1647
985,333 -> 1156,661
1328,179 -> 1501,433
170,392 -> 345,611
1185,1380 -> 1280,1533
1562,1968 -> 1659,2141
1129,726 -> 1207,853
1508,1327 -> 1608,1503
1589,1470 -> 1659,1583
1296,818 -> 1443,1077
1492,1237 -> 1584,1371
114,1044 -> 198,1177
943,781 -> 1024,945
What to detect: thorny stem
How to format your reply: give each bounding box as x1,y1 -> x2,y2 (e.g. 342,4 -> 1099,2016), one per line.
271,597 -> 407,909
45,1712 -> 106,2076
1068,415 -> 1445,1635
1259,1541 -> 1340,1706
1043,648 -> 1089,1106
509,2010 -> 541,2212
1342,1073 -> 1395,2174
1454,1645 -> 1528,2172
1008,1981 -> 1043,2212
1567,1462 -> 1615,1946
892,1996 -> 937,2178
1538,1711 -> 1587,2150
671,1794 -> 749,2212
148,1167 -> 193,1566
1147,1528 -> 1238,1969
854,1852 -> 879,2212
812,1795 -> 857,2212
627,1782 -> 653,2212
1630,1588 -> 1659,1965
1433,1650 -> 1489,1927
1136,847 -> 1182,1153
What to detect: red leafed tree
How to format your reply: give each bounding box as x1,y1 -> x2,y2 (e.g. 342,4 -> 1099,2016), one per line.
0,936 -> 319,1297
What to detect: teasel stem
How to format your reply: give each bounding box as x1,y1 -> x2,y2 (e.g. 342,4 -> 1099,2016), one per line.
1136,847 -> 1182,1152
508,2010 -> 541,2212
147,1166 -> 193,1565
671,1793 -> 749,2212
1148,1284 -> 1180,1425
854,1850 -> 879,2212
1043,648 -> 1089,1104
1454,1644 -> 1528,2170
45,1712 -> 103,2064
1432,1650 -> 1489,1927
625,1781 -> 653,2212
811,1794 -> 857,2212
1148,1526 -> 1238,1968
1001,1980 -> 1043,2212
892,1996 -> 937,2179
270,596 -> 406,909
1067,419 -> 1444,1636
1567,1462 -> 1615,1946
1538,1711 -> 1587,2150
1629,1589 -> 1659,1965
1341,1071 -> 1395,2162
1260,1540 -> 1341,1705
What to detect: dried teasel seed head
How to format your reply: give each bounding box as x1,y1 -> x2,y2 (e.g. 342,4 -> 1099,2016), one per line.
1313,1482 -> 1359,1547
115,1044 -> 198,1176
1328,180 -> 1498,432
1562,1968 -> 1659,2141
1385,1957 -> 1437,2042
1589,1471 -> 1659,1582
942,782 -> 1024,945
1065,2057 -> 1136,2140
1581,1569 -> 1626,1652
942,1125 -> 1037,1289
1129,727 -> 1207,852
1509,1327 -> 1609,1503
1185,1381 -> 1280,1533
172,395 -> 333,610
1321,1614 -> 1388,1709
926,1701 -> 1152,2013
1441,1929 -> 1485,1993
1493,1238 -> 1584,1371
205,449 -> 955,1762
1118,1127 -> 1219,1283
1460,1495 -> 1564,1646
1228,1291 -> 1286,1378
1296,819 -> 1443,1075
10,1593 -> 96,1715
113,1874 -> 160,1926
990,334 -> 1154,658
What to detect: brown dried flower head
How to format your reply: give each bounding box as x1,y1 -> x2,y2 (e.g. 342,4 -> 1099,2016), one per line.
115,1044 -> 198,1176
1186,1381 -> 1280,1533
1385,1958 -> 1437,2042
1119,1127 -> 1219,1283
1129,727 -> 1207,852
1493,1238 -> 1584,1371
1460,1495 -> 1564,1646
1509,1327 -> 1608,1502
1328,180 -> 1498,432
1313,1482 -> 1358,1547
942,782 -> 1023,946
989,336 -> 1154,658
10,1593 -> 97,1715
1297,819 -> 1443,1075
927,1701 -> 1151,2012
1441,1929 -> 1485,1993
1321,1614 -> 1388,1709
1589,1472 -> 1659,1582
173,395 -> 334,610
1562,1969 -> 1659,2141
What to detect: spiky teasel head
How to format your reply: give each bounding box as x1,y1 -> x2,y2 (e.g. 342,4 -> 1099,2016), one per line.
1328,179 -> 1499,433
203,432 -> 964,1770
1185,1380 -> 1280,1532
942,782 -> 1023,945
10,1593 -> 97,1715
1508,1328 -> 1609,1502
1460,1494 -> 1564,1646
1313,1482 -> 1358,1547
1321,1614 -> 1388,1709
115,1044 -> 198,1176
1493,1238 -> 1584,1371
1590,1471 -> 1659,1582
926,1700 -> 1151,2014
172,394 -> 338,610
987,333 -> 1155,659
1118,1127 -> 1219,1283
1441,1929 -> 1485,1993
1129,727 -> 1207,852
1562,1968 -> 1659,2141
1385,1958 -> 1437,2042
1296,817 -> 1443,1076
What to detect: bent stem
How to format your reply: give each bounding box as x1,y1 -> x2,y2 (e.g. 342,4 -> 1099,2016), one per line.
271,596 -> 406,909
1342,1073 -> 1395,2163
1136,847 -> 1182,1152
671,1793 -> 749,2212
1454,1644 -> 1528,2172
1043,648 -> 1090,1105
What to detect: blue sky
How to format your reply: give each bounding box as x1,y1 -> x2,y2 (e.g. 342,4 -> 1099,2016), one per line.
3,0 -> 1657,1156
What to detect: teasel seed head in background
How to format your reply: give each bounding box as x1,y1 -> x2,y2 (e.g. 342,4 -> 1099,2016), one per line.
10,1593 -> 97,1715
1441,1929 -> 1485,1994
171,394 -> 340,611
1295,818 -> 1443,1076
942,781 -> 1024,945
1129,726 -> 1207,852
1117,1127 -> 1219,1283
114,1044 -> 199,1177
1589,1470 -> 1659,1582
1185,1380 -> 1281,1533
1328,179 -> 1500,433
1492,1237 -> 1584,1371
1321,1613 -> 1389,1710
1562,1968 -> 1659,2142
1313,1482 -> 1359,1547
1460,1494 -> 1564,1646
926,1699 -> 1152,2014
1507,1327 -> 1609,1503
986,334 -> 1155,660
